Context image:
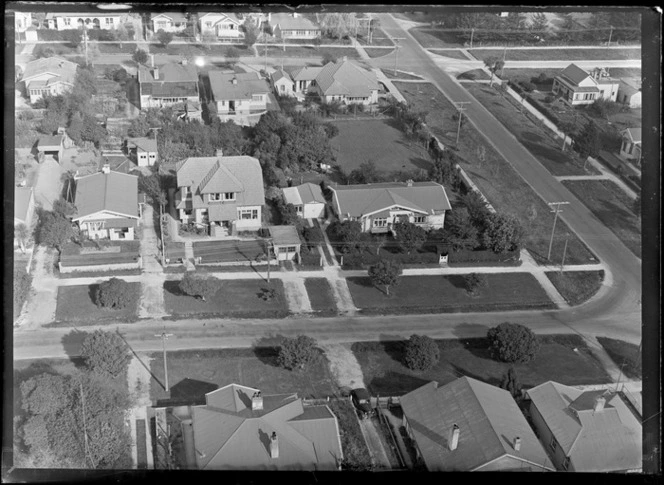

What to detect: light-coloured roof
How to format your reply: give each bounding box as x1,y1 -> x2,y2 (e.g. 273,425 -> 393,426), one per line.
45,12 -> 120,19
72,171 -> 139,221
619,78 -> 642,94
21,56 -> 77,85
622,127 -> 642,144
151,12 -> 188,23
331,182 -> 451,218
199,12 -> 242,25
400,377 -> 554,471
15,187 -> 34,223
271,13 -> 319,31
127,137 -> 158,153
38,135 -> 64,149
316,61 -> 379,98
559,63 -> 591,86
268,225 -> 301,246
209,71 -> 270,101
283,183 -> 325,206
526,381 -> 642,472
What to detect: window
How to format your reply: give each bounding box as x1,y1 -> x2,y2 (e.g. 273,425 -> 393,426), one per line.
628,143 -> 634,155
239,209 -> 258,220
413,215 -> 425,224
296,205 -> 302,213
549,437 -> 557,452
64,18 -> 71,26
373,218 -> 387,227
252,95 -> 263,102
562,457 -> 570,470
206,22 -> 212,28
280,85 -> 285,92
285,246 -> 297,252
223,192 -> 235,201
209,193 -> 222,201
105,18 -> 113,25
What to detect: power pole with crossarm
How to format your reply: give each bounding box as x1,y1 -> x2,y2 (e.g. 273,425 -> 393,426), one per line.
155,330 -> 174,392
547,201 -> 570,261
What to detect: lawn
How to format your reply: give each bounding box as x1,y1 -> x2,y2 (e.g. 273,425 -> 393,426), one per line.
457,69 -> 491,81
346,273 -> 555,314
357,28 -> 394,47
562,180 -> 641,258
409,28 -> 464,49
330,118 -> 432,173
193,239 -> 266,264
470,48 -> 641,62
363,47 -> 395,59
304,278 -> 337,313
149,347 -> 339,404
381,69 -> 423,81
352,335 -> 612,396
596,337 -> 641,380
53,283 -> 140,325
327,399 -> 373,470
163,278 -> 289,319
428,49 -> 471,60
546,271 -> 605,306
97,43 -> 137,54
395,81 -> 598,265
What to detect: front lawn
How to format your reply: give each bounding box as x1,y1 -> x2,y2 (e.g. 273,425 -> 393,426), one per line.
596,337 -> 641,380
357,28 -> 394,47
97,43 -> 137,54
53,283 -> 140,325
457,69 -> 491,81
149,347 -> 338,404
346,273 -> 554,314
562,180 -> 641,258
304,278 -> 337,313
546,271 -> 605,306
470,48 -> 641,62
352,335 -> 612,396
327,399 -> 373,470
363,47 -> 395,59
263,45 -> 359,59
428,49 -> 471,60
163,278 -> 289,319
409,28 -> 464,48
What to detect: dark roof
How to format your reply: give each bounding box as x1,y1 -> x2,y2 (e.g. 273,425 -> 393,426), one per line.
140,81 -> 198,98
72,171 -> 139,221
138,62 -> 198,84
559,63 -> 592,86
283,183 -> 325,206
38,135 -> 64,149
268,225 -> 302,246
316,61 -> 379,97
127,137 -> 158,153
151,12 -> 188,23
271,69 -> 293,83
209,71 -> 270,101
271,13 -> 320,31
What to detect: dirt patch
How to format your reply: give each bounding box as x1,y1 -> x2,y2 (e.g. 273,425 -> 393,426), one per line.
321,343 -> 365,389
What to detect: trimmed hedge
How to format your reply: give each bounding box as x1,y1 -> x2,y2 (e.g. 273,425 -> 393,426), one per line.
357,300 -> 556,315
341,249 -> 440,269
448,249 -> 521,264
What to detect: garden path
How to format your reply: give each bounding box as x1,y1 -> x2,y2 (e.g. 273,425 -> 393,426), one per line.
126,353 -> 154,469
138,204 -> 167,318
280,274 -> 313,314
320,343 -> 366,390
15,246 -> 58,330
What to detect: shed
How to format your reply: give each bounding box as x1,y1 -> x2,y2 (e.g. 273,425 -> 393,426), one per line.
268,225 -> 301,261
282,183 -> 326,219
37,135 -> 65,162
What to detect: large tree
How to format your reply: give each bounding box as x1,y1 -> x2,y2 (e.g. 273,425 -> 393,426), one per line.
446,207 -> 480,251
156,29 -> 174,47
132,48 -> 149,65
277,335 -> 320,370
94,278 -> 134,309
179,272 -> 219,301
368,259 -> 402,296
393,221 -> 427,254
482,212 -> 523,253
242,18 -> 259,47
404,334 -> 440,371
484,56 -> 505,86
574,120 -> 601,160
328,220 -> 362,254
35,209 -> 75,251
80,330 -> 132,378
487,323 -> 541,364
319,13 -> 356,39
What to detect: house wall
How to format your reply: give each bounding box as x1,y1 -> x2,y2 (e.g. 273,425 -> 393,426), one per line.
274,243 -> 301,261
596,81 -> 619,102
26,74 -> 73,103
527,401 -> 567,471
76,212 -> 138,241
140,94 -> 199,110
357,210 -> 445,234
136,150 -> 157,167
552,78 -> 598,106
274,26 -> 320,39
618,89 -> 641,108
274,78 -> 295,97
16,12 -> 32,32
234,205 -> 262,230
216,94 -> 267,115
152,18 -> 187,33
54,15 -> 120,30
620,138 -> 641,162
293,79 -> 316,93
200,15 -> 242,37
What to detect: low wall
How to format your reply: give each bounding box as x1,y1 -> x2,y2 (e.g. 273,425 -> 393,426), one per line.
455,163 -> 496,213
195,258 -> 276,267
59,258 -> 141,274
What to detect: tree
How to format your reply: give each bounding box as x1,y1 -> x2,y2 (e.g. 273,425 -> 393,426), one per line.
319,13 -> 356,39
94,278 -> 134,309
242,19 -> 259,48
393,221 -> 427,254
156,29 -> 174,47
446,208 -> 479,251
328,220 -> 362,253
464,273 -> 488,295
482,213 -> 523,253
368,259 -> 402,296
33,45 -> 56,58
179,272 -> 219,301
484,56 -> 505,86
63,28 -> 82,47
322,51 -> 338,65
529,12 -> 549,33
348,159 -> 382,184
500,367 -> 523,399
573,120 -> 601,160
15,223 -> 30,253
132,48 -> 149,65
277,335 -> 320,370
404,334 -> 440,371
487,323 -> 541,364
35,209 -> 75,251
275,199 -> 299,225
80,330 -> 132,378
461,190 -> 491,225
225,46 -> 241,65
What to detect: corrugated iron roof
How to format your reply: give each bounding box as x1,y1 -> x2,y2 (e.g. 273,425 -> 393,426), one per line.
296,183 -> 325,204
138,63 -> 198,84
127,137 -> 158,153
559,63 -> 592,86
268,225 -> 302,246
72,171 -> 139,221
38,135 -> 64,149
151,12 -> 188,23
288,66 -> 323,82
315,61 -> 379,98
271,69 -> 293,83
271,13 -> 320,31
623,127 -> 642,143
15,187 -> 34,223
209,71 -> 270,101
22,56 -> 78,85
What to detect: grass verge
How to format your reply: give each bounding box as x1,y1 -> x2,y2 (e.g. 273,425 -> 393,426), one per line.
545,271 -> 605,306
97,43 -> 137,54
457,69 -> 491,81
470,48 -> 641,62
263,45 -> 359,59
596,337 -> 641,380
53,283 -> 140,325
428,49 -> 471,60
363,47 -> 395,58
409,28 -> 464,48
304,278 -> 338,313
381,69 -> 424,81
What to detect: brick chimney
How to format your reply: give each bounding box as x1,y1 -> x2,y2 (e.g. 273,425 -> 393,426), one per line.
252,391 -> 263,411
182,58 -> 188,66
594,395 -> 606,413
150,53 -> 155,68
293,12 -> 299,18
270,431 -> 279,458
153,67 -> 159,80
216,148 -> 224,158
513,436 -> 521,451
406,179 -> 413,187
448,424 -> 460,451
102,164 -> 111,174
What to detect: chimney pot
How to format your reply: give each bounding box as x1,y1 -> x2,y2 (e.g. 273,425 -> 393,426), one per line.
252,391 -> 264,411
153,67 -> 159,80
232,77 -> 237,85
594,395 -> 606,413
514,436 -> 521,451
216,149 -> 224,158
406,179 -> 413,187
102,164 -> 111,174
448,424 -> 460,451
270,432 -> 279,459
150,54 -> 155,68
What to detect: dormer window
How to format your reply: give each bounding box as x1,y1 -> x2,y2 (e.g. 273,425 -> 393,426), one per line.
209,192 -> 235,202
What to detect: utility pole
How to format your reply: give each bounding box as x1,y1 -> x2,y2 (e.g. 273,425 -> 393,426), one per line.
470,28 -> 475,49
559,235 -> 569,273
607,25 -> 613,48
546,201 -> 570,261
155,330 -> 173,392
391,37 -> 405,76
264,38 -> 268,72
453,101 -> 471,147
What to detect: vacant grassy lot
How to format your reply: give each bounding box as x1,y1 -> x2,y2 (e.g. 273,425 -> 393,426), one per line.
330,118 -> 432,173
395,82 -> 598,265
149,347 -> 338,404
409,28 -> 464,48
193,239 -> 266,264
54,282 -> 140,325
163,279 -> 289,318
347,273 -> 554,314
596,337 -> 641,380
562,180 -> 641,258
304,278 -> 337,313
470,48 -> 641,62
352,335 -> 611,396
546,271 -> 605,306
428,49 -> 471,60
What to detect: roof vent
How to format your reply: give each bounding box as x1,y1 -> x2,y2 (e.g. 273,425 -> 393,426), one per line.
448,424 -> 460,451
232,77 -> 237,85
513,436 -> 521,451
252,391 -> 263,411
270,431 -> 279,458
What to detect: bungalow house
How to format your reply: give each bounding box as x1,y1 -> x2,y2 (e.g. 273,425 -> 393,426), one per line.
190,384 -> 343,470
312,59 -> 379,105
619,127 -> 642,166
175,151 -> 265,235
15,187 -> 35,250
42,12 -> 121,30
617,78 -> 642,108
268,225 -> 302,261
72,167 -> 140,240
150,12 -> 188,33
271,69 -> 295,97
525,381 -> 642,472
209,71 -> 271,126
329,181 -> 451,234
126,137 -> 158,167
288,66 -> 323,96
400,377 -> 555,471
552,64 -> 619,106
198,12 -> 243,39
282,183 -> 326,219
21,56 -> 77,104
137,61 -> 200,111
15,11 -> 33,33
269,12 -> 321,40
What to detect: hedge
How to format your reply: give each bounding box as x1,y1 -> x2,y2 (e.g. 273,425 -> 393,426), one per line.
447,249 -> 521,264
37,29 -> 70,41
341,249 -> 440,269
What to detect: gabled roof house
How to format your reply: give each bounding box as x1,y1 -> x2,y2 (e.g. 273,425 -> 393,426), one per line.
552,64 -> 619,106
21,56 -> 78,104
151,12 -> 188,33
313,59 -> 380,105
126,137 -> 158,167
191,383 -> 343,470
269,12 -> 320,39
199,12 -> 243,38
138,61 -> 200,114
283,183 -> 326,219
209,71 -> 271,126
400,377 -> 555,472
271,69 -> 295,97
617,78 -> 641,108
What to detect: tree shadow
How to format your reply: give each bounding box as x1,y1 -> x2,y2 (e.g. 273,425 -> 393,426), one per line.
164,280 -> 187,297
367,371 -> 430,396
156,378 -> 218,407
377,335 -> 405,367
450,362 -> 500,387
446,274 -> 468,292
252,335 -> 284,367
61,329 -> 90,368
408,157 -> 433,172
87,284 -> 100,305
347,276 -> 372,288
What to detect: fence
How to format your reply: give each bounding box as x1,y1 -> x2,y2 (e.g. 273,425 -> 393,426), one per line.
59,258 -> 141,273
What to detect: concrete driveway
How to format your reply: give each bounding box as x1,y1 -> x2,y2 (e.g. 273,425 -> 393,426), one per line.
33,158 -> 63,211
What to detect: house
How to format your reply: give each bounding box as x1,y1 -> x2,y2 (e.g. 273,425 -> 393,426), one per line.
617,78 -> 642,108
269,12 -> 321,40
72,167 -> 140,240
268,225 -> 302,261
98,152 -> 134,174
15,11 -> 32,33
282,183 -> 326,219
150,12 -> 188,33
175,151 -> 265,235
208,71 -> 271,125
400,377 -> 554,471
525,381 -> 642,472
329,181 -> 451,234
190,384 -> 343,470
42,12 -> 121,30
126,137 -> 158,167
619,127 -> 642,166
552,64 -> 619,106
198,12 -> 243,38
271,69 -> 295,97
288,66 -> 323,96
312,59 -> 379,105
21,56 -> 78,103
37,135 -> 66,163
138,61 -> 200,110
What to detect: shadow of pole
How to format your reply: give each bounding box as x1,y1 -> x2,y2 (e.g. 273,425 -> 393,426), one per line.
115,327 -> 166,392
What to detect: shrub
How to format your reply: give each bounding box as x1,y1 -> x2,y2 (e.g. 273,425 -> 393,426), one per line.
544,95 -> 554,103
87,28 -> 116,41
487,323 -> 541,363
500,367 -> 523,399
322,51 -> 338,65
464,273 -> 488,295
94,278 -> 134,309
277,335 -> 320,370
179,272 -> 219,301
79,329 -> 132,378
14,268 -> 32,320
587,98 -> 621,119
156,29 -> 174,47
132,48 -> 149,65
404,334 -> 440,371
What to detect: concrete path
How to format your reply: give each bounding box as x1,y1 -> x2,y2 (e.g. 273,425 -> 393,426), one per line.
138,204 -> 167,319
33,158 -> 63,212
374,68 -> 407,104
281,276 -> 313,314
359,417 -> 392,469
16,246 -> 58,329
555,174 -> 610,181
127,354 -> 154,469
586,157 -> 639,200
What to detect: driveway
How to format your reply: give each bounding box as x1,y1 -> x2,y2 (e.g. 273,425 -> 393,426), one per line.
33,158 -> 63,211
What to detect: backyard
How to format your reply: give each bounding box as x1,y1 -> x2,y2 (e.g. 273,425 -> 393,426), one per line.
346,273 -> 555,314
304,278 -> 338,313
53,282 -> 140,325
546,271 -> 605,306
352,335 -> 612,396
469,48 -> 641,62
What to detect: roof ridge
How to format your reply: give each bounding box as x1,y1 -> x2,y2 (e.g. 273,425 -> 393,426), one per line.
201,414 -> 247,469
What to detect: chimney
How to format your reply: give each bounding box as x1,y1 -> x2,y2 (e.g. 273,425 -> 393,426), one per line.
150,54 -> 155,68
216,148 -> 224,158
448,424 -> 460,451
267,12 -> 272,22
406,179 -> 413,187
513,436 -> 521,451
293,12 -> 299,18
270,431 -> 279,458
251,391 -> 263,411
102,164 -> 111,174
232,77 -> 237,85
341,56 -> 348,62
153,67 -> 159,80
594,395 -> 606,413
182,58 -> 188,66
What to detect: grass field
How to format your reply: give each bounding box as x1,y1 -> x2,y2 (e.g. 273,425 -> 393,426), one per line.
163,278 -> 289,318
428,49 -> 471,60
54,283 -> 140,325
352,335 -> 612,396
470,48 -> 641,62
363,47 -> 395,59
596,337 -> 641,380
457,69 -> 491,81
562,180 -> 641,258
409,28 -> 464,49
381,69 -> 424,80
546,271 -> 605,306
395,81 -> 598,265
149,347 -> 339,404
346,273 -> 555,314
304,278 -> 338,313
330,118 -> 432,173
